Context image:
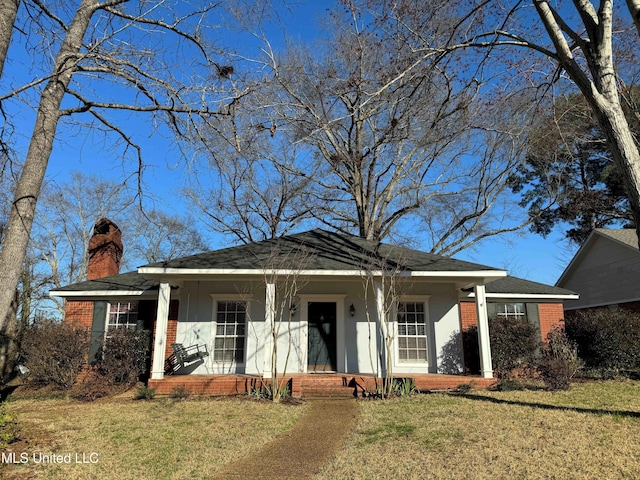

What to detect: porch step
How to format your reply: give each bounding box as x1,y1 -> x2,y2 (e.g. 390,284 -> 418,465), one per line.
301,387 -> 357,399
297,375 -> 376,398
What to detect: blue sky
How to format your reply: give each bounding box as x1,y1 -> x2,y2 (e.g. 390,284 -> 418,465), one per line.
6,1 -> 578,286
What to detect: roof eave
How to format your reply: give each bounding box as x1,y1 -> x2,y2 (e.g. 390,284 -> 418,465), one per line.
463,291 -> 579,300
137,266 -> 507,279
50,289 -> 148,298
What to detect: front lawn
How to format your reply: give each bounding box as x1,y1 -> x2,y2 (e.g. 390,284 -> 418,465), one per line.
1,394 -> 306,479
2,381 -> 640,479
318,380 -> 640,479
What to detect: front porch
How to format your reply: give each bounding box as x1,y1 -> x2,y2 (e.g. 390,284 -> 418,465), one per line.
147,373 -> 497,398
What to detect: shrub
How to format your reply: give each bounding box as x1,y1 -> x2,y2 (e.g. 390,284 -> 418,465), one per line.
20,320 -> 89,390
170,385 -> 191,401
0,402 -> 17,448
134,386 -> 156,400
489,317 -> 540,379
390,378 -> 417,397
497,379 -> 527,391
96,329 -> 150,385
565,309 -> 640,374
538,327 -> 582,391
71,368 -> 114,402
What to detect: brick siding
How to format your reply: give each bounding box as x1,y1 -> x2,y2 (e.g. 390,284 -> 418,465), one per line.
458,301 -> 565,340
64,301 -> 94,329
537,303 -> 565,341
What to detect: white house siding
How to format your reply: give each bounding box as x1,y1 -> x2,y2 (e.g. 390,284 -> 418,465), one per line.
174,277 -> 464,376
561,235 -> 640,310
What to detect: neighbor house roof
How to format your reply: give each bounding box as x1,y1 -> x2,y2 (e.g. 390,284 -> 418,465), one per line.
556,228 -> 639,287
595,228 -> 638,248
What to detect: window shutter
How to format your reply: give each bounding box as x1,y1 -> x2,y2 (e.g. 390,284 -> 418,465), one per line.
525,303 -> 541,339
486,302 -> 497,321
89,301 -> 107,363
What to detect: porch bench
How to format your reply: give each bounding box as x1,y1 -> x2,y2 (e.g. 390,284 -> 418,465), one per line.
165,343 -> 209,374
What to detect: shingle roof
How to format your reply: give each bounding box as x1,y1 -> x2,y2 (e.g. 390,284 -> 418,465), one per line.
141,229 -> 498,272
483,275 -> 576,296
52,229 -> 573,298
595,228 -> 639,249
50,271 -> 159,294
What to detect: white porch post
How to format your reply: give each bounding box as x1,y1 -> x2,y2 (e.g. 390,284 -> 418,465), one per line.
263,282 -> 275,379
374,280 -> 386,377
474,284 -> 494,379
151,282 -> 171,380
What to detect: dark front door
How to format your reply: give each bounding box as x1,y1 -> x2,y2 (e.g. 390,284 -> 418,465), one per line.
307,302 -> 337,372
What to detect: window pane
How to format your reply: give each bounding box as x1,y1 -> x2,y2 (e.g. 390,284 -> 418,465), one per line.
397,302 -> 427,364
213,301 -> 246,364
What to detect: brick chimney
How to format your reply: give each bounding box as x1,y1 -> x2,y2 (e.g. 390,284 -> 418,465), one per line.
87,218 -> 123,280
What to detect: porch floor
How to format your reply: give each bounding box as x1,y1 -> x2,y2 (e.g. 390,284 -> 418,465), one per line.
148,373 -> 496,398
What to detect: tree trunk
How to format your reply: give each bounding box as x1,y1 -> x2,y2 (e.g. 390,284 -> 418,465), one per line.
534,0 -> 640,247
0,290 -> 20,381
593,98 -> 640,246
0,0 -> 98,332
0,0 -> 19,78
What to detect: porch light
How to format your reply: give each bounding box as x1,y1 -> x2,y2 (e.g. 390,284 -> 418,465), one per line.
349,304 -> 356,317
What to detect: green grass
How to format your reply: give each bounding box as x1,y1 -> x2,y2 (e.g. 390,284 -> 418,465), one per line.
1,395 -> 306,479
318,380 -> 640,479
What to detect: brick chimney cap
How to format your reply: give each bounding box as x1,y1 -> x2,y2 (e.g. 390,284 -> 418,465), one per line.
93,218 -> 121,235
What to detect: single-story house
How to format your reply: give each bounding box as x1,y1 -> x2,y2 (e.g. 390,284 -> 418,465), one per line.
51,221 -> 577,395
556,228 -> 640,313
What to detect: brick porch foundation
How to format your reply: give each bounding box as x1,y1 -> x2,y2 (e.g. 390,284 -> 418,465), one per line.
148,373 -> 496,398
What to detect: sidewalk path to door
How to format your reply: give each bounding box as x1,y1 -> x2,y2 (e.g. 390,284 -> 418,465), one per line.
213,399 -> 358,479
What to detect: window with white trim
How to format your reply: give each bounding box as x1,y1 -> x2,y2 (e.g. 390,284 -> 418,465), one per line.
214,301 -> 246,363
107,302 -> 139,330
493,303 -> 526,321
397,301 -> 427,363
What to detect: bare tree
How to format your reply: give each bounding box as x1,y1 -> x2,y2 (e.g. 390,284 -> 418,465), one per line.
128,208 -> 209,264
387,0 -> 640,246
0,1 -> 237,332
361,254 -> 406,398
192,1 -> 535,254
31,172 -> 133,312
185,122 -> 314,244
520,1 -> 640,246
0,0 -> 19,77
259,243 -> 310,402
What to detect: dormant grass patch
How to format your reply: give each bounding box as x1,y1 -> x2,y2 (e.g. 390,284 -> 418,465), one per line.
1,396 -> 306,479
318,380 -> 640,480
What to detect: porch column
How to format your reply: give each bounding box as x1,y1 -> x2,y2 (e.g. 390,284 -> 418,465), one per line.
374,280 -> 386,377
263,282 -> 275,379
474,284 -> 493,379
150,282 -> 171,380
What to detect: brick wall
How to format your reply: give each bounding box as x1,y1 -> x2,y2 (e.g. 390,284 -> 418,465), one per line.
458,301 -> 565,339
64,301 -> 94,329
537,303 -> 565,341
459,301 -> 478,330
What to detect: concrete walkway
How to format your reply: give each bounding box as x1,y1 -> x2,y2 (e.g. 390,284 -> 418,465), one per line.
213,399 -> 358,479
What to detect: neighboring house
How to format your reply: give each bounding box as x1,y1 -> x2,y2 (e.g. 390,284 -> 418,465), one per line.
556,228 -> 640,312
51,222 -> 577,395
